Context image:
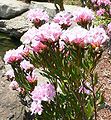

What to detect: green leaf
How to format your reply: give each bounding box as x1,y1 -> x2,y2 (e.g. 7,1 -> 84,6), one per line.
85,100 -> 94,119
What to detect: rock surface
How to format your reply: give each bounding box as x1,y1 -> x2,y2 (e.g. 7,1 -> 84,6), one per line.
0,1 -> 78,38
0,0 -> 29,19
0,61 -> 49,120
0,57 -> 24,120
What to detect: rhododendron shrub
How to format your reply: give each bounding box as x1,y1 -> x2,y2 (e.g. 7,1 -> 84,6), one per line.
4,8 -> 109,120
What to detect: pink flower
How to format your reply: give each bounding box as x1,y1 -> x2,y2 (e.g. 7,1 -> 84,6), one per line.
61,26 -> 88,46
88,27 -> 108,48
72,7 -> 94,24
17,45 -> 31,57
31,83 -> 56,103
20,60 -> 34,71
31,40 -> 47,53
97,0 -> 111,6
9,81 -> 19,90
53,11 -> 73,28
5,69 -> 15,80
26,72 -> 37,83
4,49 -> 22,64
91,0 -> 111,6
35,22 -> 62,42
96,8 -> 105,16
79,82 -> 91,95
20,27 -> 38,44
30,101 -> 43,115
27,9 -> 49,25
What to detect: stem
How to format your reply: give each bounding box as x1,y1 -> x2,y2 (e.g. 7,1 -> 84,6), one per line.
81,80 -> 87,120
91,74 -> 97,120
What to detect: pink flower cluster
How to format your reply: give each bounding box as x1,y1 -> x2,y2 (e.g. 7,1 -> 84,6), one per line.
5,69 -> 15,80
27,9 -> 49,25
79,82 -> 91,95
17,45 -> 30,57
61,26 -> 88,46
72,7 -> 95,24
4,49 -> 23,64
31,101 -> 43,115
9,81 -> 25,93
96,8 -> 105,16
20,23 -> 62,53
61,26 -> 108,48
35,22 -> 62,42
53,11 -> 73,28
91,0 -> 111,6
20,60 -> 34,71
30,83 -> 56,115
87,27 -> 108,48
20,27 -> 47,53
20,27 -> 38,44
31,40 -> 47,53
9,80 -> 19,90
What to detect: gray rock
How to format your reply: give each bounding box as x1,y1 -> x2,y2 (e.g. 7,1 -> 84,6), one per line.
0,1 -> 79,38
0,0 -> 29,19
0,12 -> 32,38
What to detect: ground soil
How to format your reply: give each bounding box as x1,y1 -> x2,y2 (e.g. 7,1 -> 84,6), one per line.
96,49 -> 111,120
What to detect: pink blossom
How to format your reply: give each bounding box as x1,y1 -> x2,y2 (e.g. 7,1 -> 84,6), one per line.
4,49 -> 22,64
97,0 -> 111,6
53,11 -> 73,28
61,26 -> 88,46
79,82 -> 91,95
30,101 -> 43,115
9,81 -> 19,90
20,27 -> 38,44
72,7 -> 94,24
27,9 -> 49,24
31,40 -> 47,53
31,83 -> 56,103
91,0 -> 111,6
88,27 -> 108,48
35,22 -> 62,42
96,8 -> 105,16
20,60 -> 34,71
17,87 -> 25,94
79,86 -> 91,94
26,73 -> 37,83
17,45 -> 31,57
5,69 -> 15,80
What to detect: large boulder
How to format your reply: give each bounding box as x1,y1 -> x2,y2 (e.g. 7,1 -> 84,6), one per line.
0,2 -> 57,38
0,0 -> 29,19
0,1 -> 78,38
0,12 -> 32,38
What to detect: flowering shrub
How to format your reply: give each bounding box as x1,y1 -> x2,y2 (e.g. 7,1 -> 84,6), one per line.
4,8 -> 109,120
